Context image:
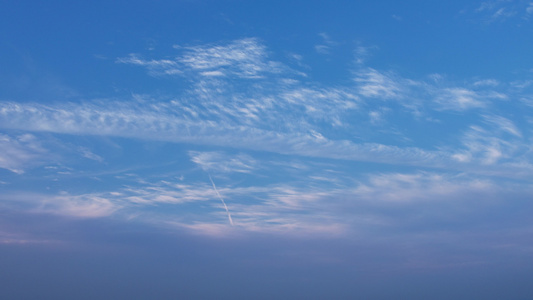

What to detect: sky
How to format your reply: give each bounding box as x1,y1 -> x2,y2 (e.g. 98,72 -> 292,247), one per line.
1,0 -> 533,299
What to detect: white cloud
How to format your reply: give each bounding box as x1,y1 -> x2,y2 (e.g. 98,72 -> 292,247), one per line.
434,88 -> 485,111
369,110 -> 384,125
122,183 -> 216,205
354,68 -> 404,99
314,45 -> 330,54
119,38 -> 294,79
189,151 -> 257,174
79,147 -> 104,162
353,172 -> 494,203
116,54 -> 181,76
473,0 -> 532,22
473,79 -> 500,86
2,96 -> 532,178
315,32 -> 338,55
483,114 -> 522,137
3,38 -> 533,181
354,45 -> 378,64
455,124 -> 522,165
35,192 -> 119,218
0,133 -> 45,174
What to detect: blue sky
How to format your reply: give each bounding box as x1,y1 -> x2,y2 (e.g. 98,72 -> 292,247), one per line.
2,0 -> 533,298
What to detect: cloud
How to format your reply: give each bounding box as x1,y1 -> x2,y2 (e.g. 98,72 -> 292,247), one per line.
473,79 -> 500,87
121,182 -> 216,205
353,45 -> 378,64
0,133 -> 46,174
79,147 -> 104,162
354,68 -> 405,99
0,191 -> 120,219
116,54 -> 181,75
119,38 -> 294,79
189,151 -> 257,174
315,32 -> 338,55
0,88 -> 528,178
482,114 -> 522,137
2,38 -> 533,181
433,88 -> 485,111
39,193 -> 118,218
453,121 -> 524,165
352,172 -> 494,203
473,0 -> 532,22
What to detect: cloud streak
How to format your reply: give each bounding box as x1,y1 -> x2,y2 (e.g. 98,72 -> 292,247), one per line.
208,174 -> 234,226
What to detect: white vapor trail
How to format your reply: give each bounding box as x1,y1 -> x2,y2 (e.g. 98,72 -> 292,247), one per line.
208,174 -> 234,226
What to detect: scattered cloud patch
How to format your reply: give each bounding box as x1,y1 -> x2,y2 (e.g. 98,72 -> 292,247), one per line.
472,0 -> 533,22
119,38 -> 296,79
353,172 -> 493,203
0,133 -> 46,174
473,79 -> 500,87
354,68 -> 405,99
37,192 -> 119,218
189,151 -> 257,174
79,147 -> 104,162
433,88 -> 485,111
315,32 -> 338,55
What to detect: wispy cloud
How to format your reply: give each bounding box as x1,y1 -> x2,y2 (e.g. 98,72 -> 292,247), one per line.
116,54 -> 181,75
0,133 -> 46,174
315,32 -> 338,55
79,147 -> 104,162
38,193 -> 118,218
433,88 -> 485,111
482,114 -> 522,137
352,172 -> 494,203
473,79 -> 500,87
453,118 -> 525,165
354,68 -> 405,99
353,44 -> 378,65
472,0 -> 533,22
189,151 -> 257,174
2,37 -> 533,220
119,38 -> 295,79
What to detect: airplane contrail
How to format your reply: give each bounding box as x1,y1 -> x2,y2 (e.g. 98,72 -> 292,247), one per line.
208,174 -> 234,226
